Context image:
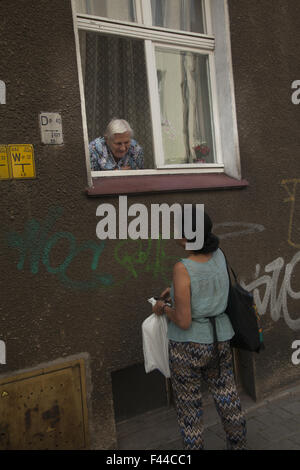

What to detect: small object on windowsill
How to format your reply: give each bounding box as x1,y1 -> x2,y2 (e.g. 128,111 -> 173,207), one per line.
193,157 -> 206,163
193,141 -> 210,163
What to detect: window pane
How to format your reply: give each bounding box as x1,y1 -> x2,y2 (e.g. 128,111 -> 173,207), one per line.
75,0 -> 136,22
155,47 -> 215,165
151,0 -> 205,33
79,31 -> 154,169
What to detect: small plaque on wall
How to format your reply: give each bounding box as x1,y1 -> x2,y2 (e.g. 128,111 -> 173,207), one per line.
0,81 -> 6,104
0,145 -> 10,179
8,144 -> 36,179
39,112 -> 64,145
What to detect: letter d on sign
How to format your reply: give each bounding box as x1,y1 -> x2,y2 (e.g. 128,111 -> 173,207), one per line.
41,115 -> 48,125
0,340 -> 6,364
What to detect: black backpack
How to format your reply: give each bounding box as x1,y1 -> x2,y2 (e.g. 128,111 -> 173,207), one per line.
223,251 -> 265,353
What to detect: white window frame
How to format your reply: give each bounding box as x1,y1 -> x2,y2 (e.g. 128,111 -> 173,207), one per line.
71,0 -> 241,185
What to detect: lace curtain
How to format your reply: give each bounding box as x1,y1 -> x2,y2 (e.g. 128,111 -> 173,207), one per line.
75,0 -> 136,22
151,1 -> 213,164
80,32 -> 154,168
151,0 -> 204,34
156,48 -> 214,165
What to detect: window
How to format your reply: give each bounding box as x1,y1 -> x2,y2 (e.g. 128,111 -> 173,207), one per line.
72,0 -> 244,192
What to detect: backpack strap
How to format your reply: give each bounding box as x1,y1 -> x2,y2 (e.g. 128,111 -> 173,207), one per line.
220,248 -> 238,285
206,315 -> 221,377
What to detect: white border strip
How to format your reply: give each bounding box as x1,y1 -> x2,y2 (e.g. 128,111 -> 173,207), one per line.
91,165 -> 224,178
71,0 -> 93,187
77,17 -> 215,50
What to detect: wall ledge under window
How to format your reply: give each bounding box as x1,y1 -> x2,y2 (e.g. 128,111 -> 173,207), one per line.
86,173 -> 249,197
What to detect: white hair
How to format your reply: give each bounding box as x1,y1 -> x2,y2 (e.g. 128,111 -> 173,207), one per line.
104,119 -> 133,141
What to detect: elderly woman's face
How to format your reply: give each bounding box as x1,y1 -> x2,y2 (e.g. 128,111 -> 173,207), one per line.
107,132 -> 131,159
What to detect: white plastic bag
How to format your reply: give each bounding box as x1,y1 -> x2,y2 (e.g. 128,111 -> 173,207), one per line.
142,298 -> 170,378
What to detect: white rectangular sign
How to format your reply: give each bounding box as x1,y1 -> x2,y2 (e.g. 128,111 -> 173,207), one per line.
0,81 -> 6,104
39,112 -> 64,145
0,340 -> 6,364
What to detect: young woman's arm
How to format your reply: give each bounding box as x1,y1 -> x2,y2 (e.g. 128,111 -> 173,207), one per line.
153,262 -> 192,330
159,287 -> 171,301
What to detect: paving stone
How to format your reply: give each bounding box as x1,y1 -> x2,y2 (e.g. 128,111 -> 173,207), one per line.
157,439 -> 183,450
244,422 -> 271,450
279,400 -> 300,415
259,425 -> 294,442
246,436 -> 270,450
254,411 -> 298,432
204,429 -> 226,450
246,405 -> 272,417
206,423 -> 224,439
244,416 -> 268,434
268,406 -> 296,420
281,418 -> 300,433
287,432 -> 300,446
116,382 -> 300,451
264,438 -> 300,450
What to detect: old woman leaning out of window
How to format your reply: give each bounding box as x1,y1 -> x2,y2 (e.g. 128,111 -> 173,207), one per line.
89,118 -> 144,171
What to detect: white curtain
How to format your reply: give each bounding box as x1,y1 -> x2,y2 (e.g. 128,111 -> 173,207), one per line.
75,0 -> 136,22
79,31 -> 154,168
156,48 -> 214,165
151,0 -> 204,33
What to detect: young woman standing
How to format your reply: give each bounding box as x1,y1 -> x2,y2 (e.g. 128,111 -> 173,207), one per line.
153,209 -> 247,450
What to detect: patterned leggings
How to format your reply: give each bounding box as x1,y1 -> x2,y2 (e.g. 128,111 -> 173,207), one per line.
169,340 -> 247,450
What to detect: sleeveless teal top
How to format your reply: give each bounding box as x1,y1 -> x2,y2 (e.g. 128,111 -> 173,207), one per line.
168,248 -> 235,344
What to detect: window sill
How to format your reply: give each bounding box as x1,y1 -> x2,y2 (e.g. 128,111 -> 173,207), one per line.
86,173 -> 249,197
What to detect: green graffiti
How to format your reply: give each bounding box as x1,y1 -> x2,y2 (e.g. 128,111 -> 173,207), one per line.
114,237 -> 178,283
5,206 -> 180,290
6,206 -> 113,289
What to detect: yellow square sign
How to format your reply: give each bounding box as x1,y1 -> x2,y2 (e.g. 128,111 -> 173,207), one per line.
0,145 -> 10,179
8,144 -> 36,179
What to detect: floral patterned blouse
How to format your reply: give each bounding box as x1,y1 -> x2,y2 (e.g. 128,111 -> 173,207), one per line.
89,136 -> 144,171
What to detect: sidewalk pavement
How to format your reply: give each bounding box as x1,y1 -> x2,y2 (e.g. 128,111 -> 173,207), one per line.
117,381 -> 300,450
